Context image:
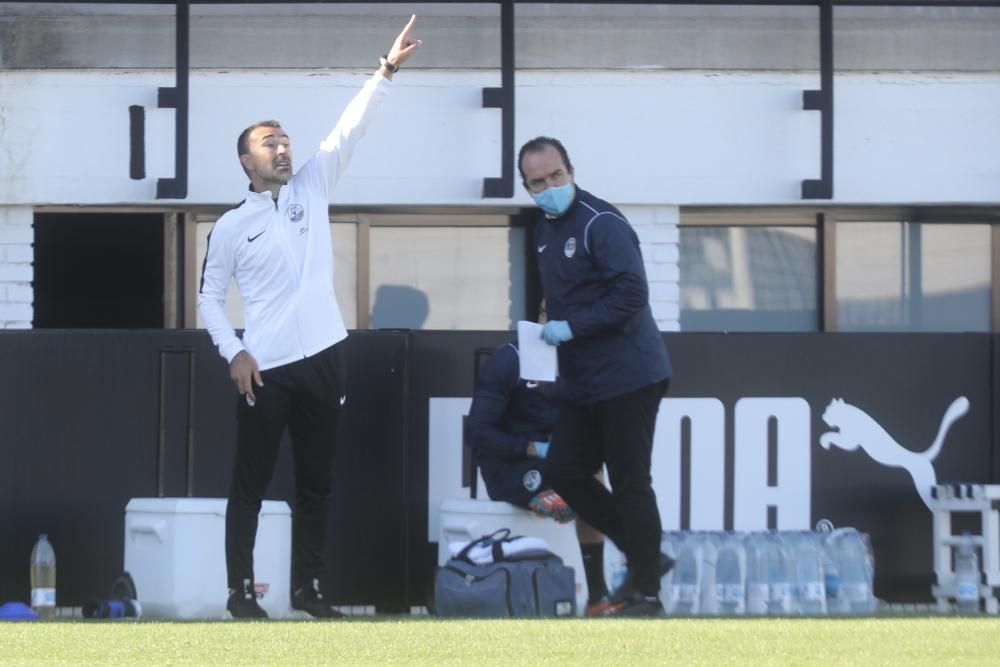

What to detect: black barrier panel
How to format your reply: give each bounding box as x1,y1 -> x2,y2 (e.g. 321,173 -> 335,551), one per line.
0,330 -> 995,610
0,331 -> 229,606
0,330 -> 409,611
993,334 -> 1000,485
323,332 -> 409,610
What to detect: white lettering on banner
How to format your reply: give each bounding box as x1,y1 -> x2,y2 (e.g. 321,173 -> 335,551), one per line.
732,398 -> 812,530
652,398 -> 725,530
818,396 -> 969,511
428,396 -> 813,540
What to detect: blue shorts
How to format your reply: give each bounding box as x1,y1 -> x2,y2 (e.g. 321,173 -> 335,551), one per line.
479,458 -> 549,509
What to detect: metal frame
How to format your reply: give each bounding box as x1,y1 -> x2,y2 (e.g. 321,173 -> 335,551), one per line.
482,0 -> 515,198
155,0 -> 190,199
156,347 -> 196,497
12,0 -> 1000,201
802,0 -> 833,199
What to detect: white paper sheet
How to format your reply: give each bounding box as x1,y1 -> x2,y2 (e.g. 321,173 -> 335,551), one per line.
517,320 -> 558,382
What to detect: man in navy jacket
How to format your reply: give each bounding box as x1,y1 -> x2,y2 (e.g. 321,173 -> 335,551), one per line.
519,136 -> 673,616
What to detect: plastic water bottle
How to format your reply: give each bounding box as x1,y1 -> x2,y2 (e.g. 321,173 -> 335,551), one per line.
954,531 -> 980,614
792,532 -> 826,615
659,531 -> 685,613
714,533 -> 746,615
819,532 -> 842,613
764,532 -> 794,615
744,532 -> 769,615
815,520 -> 841,613
698,533 -> 721,615
30,534 -> 57,619
832,528 -> 874,613
670,535 -> 701,615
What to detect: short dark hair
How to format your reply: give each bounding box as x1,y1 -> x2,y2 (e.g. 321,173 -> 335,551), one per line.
237,120 -> 282,159
517,136 -> 574,183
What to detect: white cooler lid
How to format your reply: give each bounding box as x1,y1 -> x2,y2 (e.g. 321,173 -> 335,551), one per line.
126,497 -> 291,515
440,497 -> 523,515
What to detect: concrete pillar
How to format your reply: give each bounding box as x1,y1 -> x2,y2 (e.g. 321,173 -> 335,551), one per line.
621,205 -> 680,332
0,207 -> 34,329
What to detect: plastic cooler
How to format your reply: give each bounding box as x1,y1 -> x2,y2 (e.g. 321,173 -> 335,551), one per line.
124,497 -> 291,619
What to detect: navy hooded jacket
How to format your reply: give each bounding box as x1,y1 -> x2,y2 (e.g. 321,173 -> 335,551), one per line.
466,343 -> 558,462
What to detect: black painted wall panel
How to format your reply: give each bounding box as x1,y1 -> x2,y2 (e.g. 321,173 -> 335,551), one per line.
0,330 -> 994,610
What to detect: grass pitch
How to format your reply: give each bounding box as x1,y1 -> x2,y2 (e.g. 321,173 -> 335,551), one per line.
4,617 -> 1000,665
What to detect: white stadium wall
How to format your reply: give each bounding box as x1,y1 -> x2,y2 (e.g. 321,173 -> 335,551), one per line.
1,69 -> 998,206
0,68 -> 998,327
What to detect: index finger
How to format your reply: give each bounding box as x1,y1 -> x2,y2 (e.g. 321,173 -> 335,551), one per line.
400,14 -> 416,37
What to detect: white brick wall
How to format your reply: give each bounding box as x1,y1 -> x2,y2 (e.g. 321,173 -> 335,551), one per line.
0,207 -> 33,329
621,205 -> 680,332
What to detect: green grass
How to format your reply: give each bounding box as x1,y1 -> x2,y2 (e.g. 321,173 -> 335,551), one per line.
3,617 -> 1000,665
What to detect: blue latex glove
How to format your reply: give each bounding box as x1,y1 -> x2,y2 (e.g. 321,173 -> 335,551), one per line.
532,441 -> 550,459
540,320 -> 573,346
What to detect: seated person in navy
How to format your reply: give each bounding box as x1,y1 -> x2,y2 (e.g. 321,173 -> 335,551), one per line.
466,340 -> 613,615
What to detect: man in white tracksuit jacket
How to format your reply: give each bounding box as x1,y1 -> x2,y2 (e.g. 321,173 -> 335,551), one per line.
197,16 -> 421,619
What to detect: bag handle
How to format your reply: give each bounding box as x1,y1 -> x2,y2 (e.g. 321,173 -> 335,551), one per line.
455,528 -> 512,563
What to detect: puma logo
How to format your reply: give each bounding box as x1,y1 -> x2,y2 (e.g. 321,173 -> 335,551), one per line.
819,397 -> 970,510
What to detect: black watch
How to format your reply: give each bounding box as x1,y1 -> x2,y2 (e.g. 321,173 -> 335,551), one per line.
379,55 -> 399,74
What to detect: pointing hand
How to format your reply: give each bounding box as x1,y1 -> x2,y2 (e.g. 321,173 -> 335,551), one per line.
386,14 -> 422,68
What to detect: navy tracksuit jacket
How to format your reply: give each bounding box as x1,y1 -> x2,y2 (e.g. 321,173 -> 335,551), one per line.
533,187 -> 671,404
465,343 -> 558,507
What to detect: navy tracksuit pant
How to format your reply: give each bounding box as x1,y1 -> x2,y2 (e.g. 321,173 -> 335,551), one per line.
225,342 -> 345,592
545,378 -> 669,596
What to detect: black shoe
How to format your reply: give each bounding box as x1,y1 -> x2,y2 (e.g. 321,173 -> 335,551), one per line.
227,580 -> 268,619
609,590 -> 666,618
292,580 -> 345,619
609,552 -> 675,606
655,552 -> 675,578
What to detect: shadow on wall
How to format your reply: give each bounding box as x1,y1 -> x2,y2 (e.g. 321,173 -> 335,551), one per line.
370,285 -> 430,330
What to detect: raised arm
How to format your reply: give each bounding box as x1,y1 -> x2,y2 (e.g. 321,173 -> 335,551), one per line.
311,15 -> 423,194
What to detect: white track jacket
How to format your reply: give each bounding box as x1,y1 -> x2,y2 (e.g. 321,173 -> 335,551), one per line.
198,72 -> 390,370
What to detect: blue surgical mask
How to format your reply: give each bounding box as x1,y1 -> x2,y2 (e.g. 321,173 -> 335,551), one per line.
531,183 -> 575,217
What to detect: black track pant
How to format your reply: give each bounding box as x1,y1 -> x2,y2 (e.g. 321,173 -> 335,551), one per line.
225,342 -> 345,592
544,378 -> 669,595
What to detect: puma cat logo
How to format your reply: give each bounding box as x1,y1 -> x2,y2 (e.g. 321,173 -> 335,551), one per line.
819,397 -> 970,510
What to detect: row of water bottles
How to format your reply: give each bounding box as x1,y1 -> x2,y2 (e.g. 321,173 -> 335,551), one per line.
620,523 -> 876,616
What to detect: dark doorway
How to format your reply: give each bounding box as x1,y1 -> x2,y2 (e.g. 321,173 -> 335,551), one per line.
33,213 -> 164,328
